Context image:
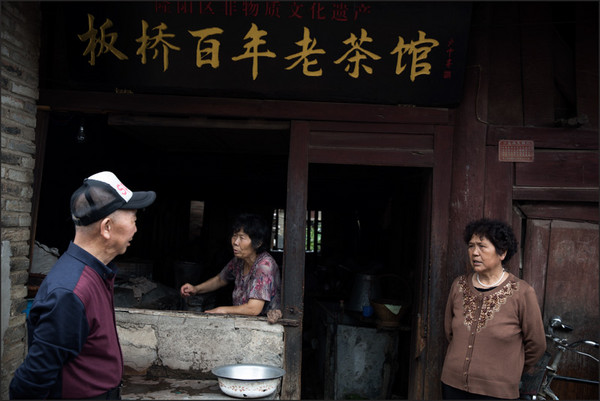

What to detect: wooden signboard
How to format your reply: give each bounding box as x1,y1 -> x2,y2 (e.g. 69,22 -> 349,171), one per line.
40,1 -> 472,106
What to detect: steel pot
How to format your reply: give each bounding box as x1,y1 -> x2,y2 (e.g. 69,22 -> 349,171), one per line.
347,273 -> 382,312
212,363 -> 285,399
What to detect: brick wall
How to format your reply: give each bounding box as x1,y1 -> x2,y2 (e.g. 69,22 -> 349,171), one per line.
1,2 -> 40,398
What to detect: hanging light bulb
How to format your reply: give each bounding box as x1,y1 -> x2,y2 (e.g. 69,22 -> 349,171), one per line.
76,118 -> 86,143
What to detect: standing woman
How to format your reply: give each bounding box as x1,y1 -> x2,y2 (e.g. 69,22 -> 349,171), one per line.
441,218 -> 546,400
180,213 -> 281,316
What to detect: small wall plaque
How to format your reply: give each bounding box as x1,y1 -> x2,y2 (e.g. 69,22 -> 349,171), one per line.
498,140 -> 534,162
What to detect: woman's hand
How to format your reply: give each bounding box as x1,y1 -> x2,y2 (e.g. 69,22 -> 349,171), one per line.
181,275 -> 228,298
267,309 -> 282,324
180,283 -> 196,297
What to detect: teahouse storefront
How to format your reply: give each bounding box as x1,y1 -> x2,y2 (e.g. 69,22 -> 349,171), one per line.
31,2 -> 472,399
2,2 -> 598,400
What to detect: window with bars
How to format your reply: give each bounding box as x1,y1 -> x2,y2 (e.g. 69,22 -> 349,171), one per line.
271,209 -> 322,252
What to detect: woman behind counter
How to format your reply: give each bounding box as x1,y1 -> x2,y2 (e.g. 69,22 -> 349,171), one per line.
441,218 -> 546,400
180,213 -> 281,316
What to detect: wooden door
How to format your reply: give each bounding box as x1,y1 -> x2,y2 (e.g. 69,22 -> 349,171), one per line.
523,219 -> 599,400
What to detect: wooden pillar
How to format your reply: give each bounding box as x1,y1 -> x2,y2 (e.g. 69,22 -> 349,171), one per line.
483,145 -> 513,223
280,121 -> 309,400
448,2 -> 492,281
28,109 -> 50,269
419,125 -> 454,399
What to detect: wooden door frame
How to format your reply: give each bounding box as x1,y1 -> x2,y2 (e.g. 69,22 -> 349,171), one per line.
280,121 -> 309,400
419,125 -> 454,399
282,121 -> 454,399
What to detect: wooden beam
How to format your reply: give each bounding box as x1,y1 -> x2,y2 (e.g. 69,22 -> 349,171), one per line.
518,203 -> 598,223
487,126 -> 598,150
309,131 -> 433,149
39,89 -> 451,125
514,151 -> 598,188
308,148 -> 434,167
107,114 -> 290,130
513,187 -> 599,203
309,121 -> 438,134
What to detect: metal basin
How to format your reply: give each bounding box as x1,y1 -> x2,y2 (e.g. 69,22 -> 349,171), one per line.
212,364 -> 285,398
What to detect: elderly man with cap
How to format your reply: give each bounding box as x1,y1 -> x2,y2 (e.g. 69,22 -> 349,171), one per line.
10,171 -> 156,400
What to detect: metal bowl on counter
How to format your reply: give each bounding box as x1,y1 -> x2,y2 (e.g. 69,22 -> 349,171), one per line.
212,363 -> 285,399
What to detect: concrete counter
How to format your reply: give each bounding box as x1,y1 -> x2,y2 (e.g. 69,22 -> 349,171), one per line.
115,308 -> 285,399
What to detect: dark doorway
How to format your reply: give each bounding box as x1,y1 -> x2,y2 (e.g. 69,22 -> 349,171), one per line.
301,163 -> 430,399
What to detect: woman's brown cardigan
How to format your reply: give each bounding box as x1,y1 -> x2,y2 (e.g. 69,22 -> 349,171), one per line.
441,272 -> 546,399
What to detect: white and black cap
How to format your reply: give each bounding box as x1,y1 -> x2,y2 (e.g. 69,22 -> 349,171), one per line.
70,171 -> 156,226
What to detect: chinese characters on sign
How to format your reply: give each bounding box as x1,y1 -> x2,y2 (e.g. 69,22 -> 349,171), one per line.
154,1 -> 375,21
78,13 -> 440,81
498,140 -> 535,162
443,38 -> 455,79
78,14 -> 128,66
284,26 -> 326,77
43,1 -> 472,106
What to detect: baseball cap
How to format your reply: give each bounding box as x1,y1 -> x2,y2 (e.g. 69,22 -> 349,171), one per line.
70,171 -> 156,226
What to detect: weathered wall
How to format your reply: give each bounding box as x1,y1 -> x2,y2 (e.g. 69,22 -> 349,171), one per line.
441,3 -> 598,399
116,308 -> 284,376
0,2 -> 40,398
448,2 -> 599,279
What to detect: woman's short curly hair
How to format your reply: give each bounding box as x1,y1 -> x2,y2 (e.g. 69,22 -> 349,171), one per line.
232,213 -> 270,253
463,218 -> 518,265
